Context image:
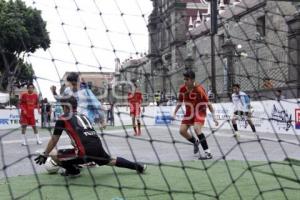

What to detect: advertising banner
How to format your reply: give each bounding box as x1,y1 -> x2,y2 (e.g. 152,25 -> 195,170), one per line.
0,109 -> 41,130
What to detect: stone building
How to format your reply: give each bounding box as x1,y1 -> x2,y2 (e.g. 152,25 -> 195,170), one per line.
120,0 -> 300,103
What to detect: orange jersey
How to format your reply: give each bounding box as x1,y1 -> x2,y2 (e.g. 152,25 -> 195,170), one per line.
19,92 -> 39,117
178,84 -> 208,115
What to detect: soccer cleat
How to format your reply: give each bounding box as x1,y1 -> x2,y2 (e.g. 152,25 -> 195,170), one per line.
21,142 -> 28,146
205,152 -> 213,159
199,152 -> 213,160
137,164 -> 147,174
233,132 -> 240,138
193,140 -> 200,154
37,140 -> 42,145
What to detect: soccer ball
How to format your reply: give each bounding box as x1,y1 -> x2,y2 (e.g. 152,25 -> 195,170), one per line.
44,157 -> 59,174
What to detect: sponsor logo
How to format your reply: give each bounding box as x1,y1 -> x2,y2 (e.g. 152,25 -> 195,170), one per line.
270,105 -> 293,131
155,111 -> 172,125
295,109 -> 300,129
0,119 -> 9,125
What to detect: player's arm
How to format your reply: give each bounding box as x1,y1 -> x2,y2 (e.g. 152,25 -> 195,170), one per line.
35,134 -> 60,165
35,120 -> 64,165
198,87 -> 218,126
45,120 -> 64,154
172,91 -> 183,119
127,92 -> 132,102
36,94 -> 41,113
173,103 -> 182,115
19,93 -> 27,115
208,102 -> 218,126
50,85 -> 59,99
44,135 -> 60,155
140,92 -> 143,104
51,86 -> 70,101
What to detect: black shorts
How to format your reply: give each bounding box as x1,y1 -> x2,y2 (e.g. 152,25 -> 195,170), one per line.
234,111 -> 249,116
58,143 -> 111,166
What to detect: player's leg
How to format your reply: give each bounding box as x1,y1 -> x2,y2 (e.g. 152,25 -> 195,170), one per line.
232,111 -> 240,137
92,143 -> 146,173
136,106 -> 142,135
20,113 -> 28,145
179,123 -> 199,154
47,113 -> 51,127
21,125 -> 28,146
32,125 -> 42,144
194,123 -> 212,159
131,115 -> 138,136
246,112 -> 256,133
29,116 -> 42,144
108,157 -> 146,173
137,118 -> 141,135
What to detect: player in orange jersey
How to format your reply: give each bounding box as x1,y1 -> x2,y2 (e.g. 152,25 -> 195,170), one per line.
173,70 -> 218,159
19,83 -> 41,146
128,79 -> 143,136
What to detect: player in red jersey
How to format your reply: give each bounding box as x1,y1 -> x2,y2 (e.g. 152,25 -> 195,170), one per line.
128,79 -> 143,136
172,70 -> 218,159
19,83 -> 41,146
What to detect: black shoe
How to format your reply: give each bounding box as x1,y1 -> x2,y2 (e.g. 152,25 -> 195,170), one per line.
137,164 -> 147,174
193,140 -> 200,154
60,170 -> 81,177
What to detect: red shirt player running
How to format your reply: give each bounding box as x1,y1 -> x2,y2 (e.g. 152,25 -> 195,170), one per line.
19,83 -> 42,146
128,79 -> 143,136
173,70 -> 218,159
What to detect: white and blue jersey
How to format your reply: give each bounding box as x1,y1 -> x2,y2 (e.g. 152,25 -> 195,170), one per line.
62,87 -> 105,124
232,91 -> 251,112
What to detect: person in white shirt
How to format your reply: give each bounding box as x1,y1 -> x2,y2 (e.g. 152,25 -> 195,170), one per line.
50,72 -> 106,129
231,84 -> 256,137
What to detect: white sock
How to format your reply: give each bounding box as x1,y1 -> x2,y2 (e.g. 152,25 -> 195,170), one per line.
22,134 -> 27,144
35,133 -> 40,141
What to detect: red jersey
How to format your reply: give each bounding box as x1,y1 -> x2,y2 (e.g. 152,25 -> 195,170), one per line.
178,84 -> 208,115
128,91 -> 143,106
128,91 -> 143,117
19,92 -> 39,117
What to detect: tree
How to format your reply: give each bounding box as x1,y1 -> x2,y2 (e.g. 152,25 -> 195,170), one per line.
0,0 -> 50,91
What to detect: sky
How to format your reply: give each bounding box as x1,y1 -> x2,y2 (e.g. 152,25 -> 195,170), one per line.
22,0 -> 153,101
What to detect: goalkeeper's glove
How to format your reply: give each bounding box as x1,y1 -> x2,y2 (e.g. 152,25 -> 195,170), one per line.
34,152 -> 48,165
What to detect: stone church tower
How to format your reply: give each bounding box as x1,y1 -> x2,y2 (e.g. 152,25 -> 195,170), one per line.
147,0 -> 214,97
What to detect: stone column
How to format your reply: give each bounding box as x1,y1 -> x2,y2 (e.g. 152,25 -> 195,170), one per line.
287,13 -> 300,98
221,39 -> 235,95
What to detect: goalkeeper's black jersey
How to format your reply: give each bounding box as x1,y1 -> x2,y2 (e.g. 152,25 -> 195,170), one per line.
53,113 -> 101,157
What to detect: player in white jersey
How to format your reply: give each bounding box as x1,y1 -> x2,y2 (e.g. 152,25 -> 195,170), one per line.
231,84 -> 256,137
51,72 -> 106,129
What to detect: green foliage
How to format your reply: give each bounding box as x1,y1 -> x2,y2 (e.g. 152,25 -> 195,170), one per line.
0,0 -> 50,54
0,0 -> 50,91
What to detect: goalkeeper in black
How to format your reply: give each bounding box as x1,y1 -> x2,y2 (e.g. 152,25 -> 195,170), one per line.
35,96 -> 146,177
